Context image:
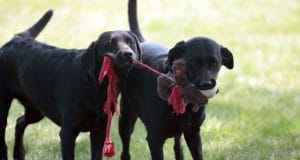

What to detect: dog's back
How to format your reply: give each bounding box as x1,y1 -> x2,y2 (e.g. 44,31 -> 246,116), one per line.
0,10 -> 56,159
0,10 -> 84,112
0,9 -> 55,85
0,34 -> 86,123
141,42 -> 169,73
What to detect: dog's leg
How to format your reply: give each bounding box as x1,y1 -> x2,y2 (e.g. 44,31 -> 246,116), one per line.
0,94 -> 12,160
119,102 -> 137,160
146,132 -> 164,160
90,130 -> 105,160
174,135 -> 184,160
184,131 -> 203,160
59,126 -> 79,160
13,108 -> 44,160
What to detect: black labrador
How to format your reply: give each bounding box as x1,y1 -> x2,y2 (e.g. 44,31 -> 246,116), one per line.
119,1 -> 234,160
0,10 -> 141,160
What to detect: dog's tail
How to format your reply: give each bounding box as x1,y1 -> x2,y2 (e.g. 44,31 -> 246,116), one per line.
17,10 -> 53,38
128,0 -> 145,42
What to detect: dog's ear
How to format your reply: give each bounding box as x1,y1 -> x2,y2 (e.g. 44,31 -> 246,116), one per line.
81,42 -> 97,76
128,31 -> 143,61
168,41 -> 186,65
221,46 -> 234,69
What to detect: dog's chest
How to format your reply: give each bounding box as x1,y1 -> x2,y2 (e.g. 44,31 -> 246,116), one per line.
163,107 -> 205,136
177,111 -> 198,131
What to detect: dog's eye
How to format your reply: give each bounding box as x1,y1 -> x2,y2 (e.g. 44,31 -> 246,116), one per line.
125,37 -> 134,44
189,61 -> 200,68
110,37 -> 117,44
209,59 -> 219,70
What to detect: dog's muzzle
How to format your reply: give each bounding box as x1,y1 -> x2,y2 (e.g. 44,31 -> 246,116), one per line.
114,49 -> 136,68
196,79 -> 219,98
196,79 -> 216,90
103,52 -> 132,68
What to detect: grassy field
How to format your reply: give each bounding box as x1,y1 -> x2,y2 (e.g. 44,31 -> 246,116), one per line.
0,0 -> 299,159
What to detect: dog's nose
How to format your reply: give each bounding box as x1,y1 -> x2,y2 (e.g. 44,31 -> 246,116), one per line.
198,79 -> 216,90
119,51 -> 133,58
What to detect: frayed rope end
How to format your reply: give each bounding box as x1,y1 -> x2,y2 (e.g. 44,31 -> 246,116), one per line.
168,85 -> 185,114
103,138 -> 115,157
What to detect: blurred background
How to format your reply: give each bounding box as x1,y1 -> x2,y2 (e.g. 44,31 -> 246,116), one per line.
0,0 -> 299,159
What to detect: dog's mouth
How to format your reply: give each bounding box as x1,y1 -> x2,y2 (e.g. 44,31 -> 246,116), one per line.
190,79 -> 219,98
105,52 -> 134,69
198,85 -> 219,98
117,56 -> 134,68
104,53 -> 117,59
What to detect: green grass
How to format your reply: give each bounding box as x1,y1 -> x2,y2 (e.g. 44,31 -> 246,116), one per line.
1,0 -> 300,159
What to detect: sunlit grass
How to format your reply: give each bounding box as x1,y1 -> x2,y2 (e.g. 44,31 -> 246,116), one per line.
1,0 -> 299,159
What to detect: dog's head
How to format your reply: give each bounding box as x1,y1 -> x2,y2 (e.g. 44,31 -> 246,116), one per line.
82,30 -> 142,77
168,37 -> 234,95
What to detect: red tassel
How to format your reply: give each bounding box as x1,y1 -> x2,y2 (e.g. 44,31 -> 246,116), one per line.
99,55 -> 119,115
103,111 -> 115,157
168,85 -> 185,114
103,138 -> 115,157
99,56 -> 110,83
99,55 -> 119,158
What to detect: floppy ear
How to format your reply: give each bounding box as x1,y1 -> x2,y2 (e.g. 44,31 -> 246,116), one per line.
128,31 -> 143,61
81,42 -> 97,76
168,41 -> 186,65
221,46 -> 234,69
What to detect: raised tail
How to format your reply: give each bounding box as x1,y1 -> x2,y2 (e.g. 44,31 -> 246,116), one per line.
128,0 -> 145,42
17,10 -> 53,38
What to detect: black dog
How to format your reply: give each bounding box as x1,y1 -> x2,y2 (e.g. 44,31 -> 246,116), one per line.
119,1 -> 234,160
0,10 -> 141,160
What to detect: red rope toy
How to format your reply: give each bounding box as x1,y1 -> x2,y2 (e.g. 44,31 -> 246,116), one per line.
98,55 -> 119,157
98,55 -> 188,157
134,60 -> 185,114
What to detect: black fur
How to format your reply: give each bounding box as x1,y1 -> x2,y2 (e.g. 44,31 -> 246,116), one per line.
120,1 -> 234,160
0,10 -> 141,160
